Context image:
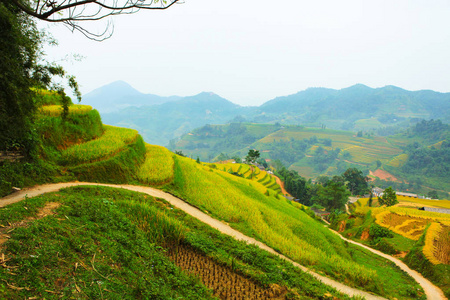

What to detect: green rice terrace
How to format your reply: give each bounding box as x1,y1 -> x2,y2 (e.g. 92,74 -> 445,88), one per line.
0,97 -> 441,299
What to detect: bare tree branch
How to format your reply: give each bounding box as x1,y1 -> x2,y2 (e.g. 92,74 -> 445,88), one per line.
11,0 -> 181,40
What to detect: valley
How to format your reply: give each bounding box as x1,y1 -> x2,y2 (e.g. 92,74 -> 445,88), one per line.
1,94 -> 448,299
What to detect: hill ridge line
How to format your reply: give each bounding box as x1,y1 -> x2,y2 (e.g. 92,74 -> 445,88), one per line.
1,182 -> 440,299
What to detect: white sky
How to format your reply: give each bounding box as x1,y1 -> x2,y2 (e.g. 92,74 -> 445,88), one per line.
41,0 -> 450,106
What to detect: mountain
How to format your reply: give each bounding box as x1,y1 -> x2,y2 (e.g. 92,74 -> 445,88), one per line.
84,81 -> 450,146
101,92 -> 250,145
256,84 -> 450,129
82,80 -> 181,113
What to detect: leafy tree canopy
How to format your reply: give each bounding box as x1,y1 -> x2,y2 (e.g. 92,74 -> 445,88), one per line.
378,187 -> 398,207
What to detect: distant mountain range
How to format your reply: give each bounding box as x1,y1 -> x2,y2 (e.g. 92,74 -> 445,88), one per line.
82,81 -> 181,113
82,81 -> 450,145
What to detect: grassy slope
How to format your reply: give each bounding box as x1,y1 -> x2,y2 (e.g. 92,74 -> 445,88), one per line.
0,186 -> 358,300
0,103 -> 427,299
165,155 -> 423,299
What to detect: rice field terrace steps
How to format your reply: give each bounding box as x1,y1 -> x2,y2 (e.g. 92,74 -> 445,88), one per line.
60,125 -> 139,166
0,182 -> 391,300
328,228 -> 448,300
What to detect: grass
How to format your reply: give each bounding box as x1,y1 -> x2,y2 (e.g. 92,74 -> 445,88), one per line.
0,188 -> 214,299
167,155 -> 423,298
0,186 -> 361,300
61,125 -> 139,165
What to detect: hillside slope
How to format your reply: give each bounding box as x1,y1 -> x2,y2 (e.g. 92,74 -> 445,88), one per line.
0,98 -> 431,299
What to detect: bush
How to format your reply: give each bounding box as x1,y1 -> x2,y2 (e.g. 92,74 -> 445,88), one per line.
369,224 -> 393,243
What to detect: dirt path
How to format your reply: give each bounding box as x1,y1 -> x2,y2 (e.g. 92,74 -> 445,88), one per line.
1,182 -> 442,299
328,229 -> 447,300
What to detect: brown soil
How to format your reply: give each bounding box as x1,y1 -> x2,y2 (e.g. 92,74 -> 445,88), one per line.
393,251 -> 409,259
360,228 -> 370,241
369,169 -> 400,182
272,175 -> 292,197
0,202 -> 61,249
338,221 -> 346,233
166,244 -> 287,300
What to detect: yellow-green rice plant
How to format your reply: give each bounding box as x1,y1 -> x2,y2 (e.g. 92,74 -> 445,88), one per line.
39,104 -> 92,117
138,144 -> 175,185
423,222 -> 444,264
61,125 -> 139,165
172,156 -> 378,286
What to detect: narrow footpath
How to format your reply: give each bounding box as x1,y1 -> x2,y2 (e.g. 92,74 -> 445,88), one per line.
1,182 -> 445,299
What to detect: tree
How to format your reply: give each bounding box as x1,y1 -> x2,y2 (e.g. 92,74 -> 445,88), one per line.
314,181 -> 350,211
342,168 -> 369,196
245,149 -> 260,164
1,1 -> 81,154
10,0 -> 180,40
427,190 -> 439,200
378,187 -> 398,207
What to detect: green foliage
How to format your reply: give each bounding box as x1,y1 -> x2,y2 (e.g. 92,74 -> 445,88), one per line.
245,149 -> 260,164
378,187 -> 398,206
0,159 -> 60,197
314,181 -> 350,210
0,1 -> 41,153
342,167 -> 369,196
369,224 -> 393,241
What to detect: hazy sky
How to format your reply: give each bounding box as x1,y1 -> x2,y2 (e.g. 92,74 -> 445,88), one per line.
41,0 -> 450,106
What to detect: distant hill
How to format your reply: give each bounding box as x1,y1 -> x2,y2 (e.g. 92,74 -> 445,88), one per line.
256,84 -> 450,129
172,121 -> 450,195
83,81 -> 450,146
101,92 -> 250,145
82,81 -> 181,113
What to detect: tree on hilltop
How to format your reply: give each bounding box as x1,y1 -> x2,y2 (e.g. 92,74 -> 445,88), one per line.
245,149 -> 260,164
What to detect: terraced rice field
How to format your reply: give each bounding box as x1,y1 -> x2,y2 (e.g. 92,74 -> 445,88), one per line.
174,156 -> 378,286
216,163 -> 281,193
39,104 -> 93,116
257,127 -> 402,164
424,224 -> 450,265
61,125 -> 139,165
138,144 -> 175,185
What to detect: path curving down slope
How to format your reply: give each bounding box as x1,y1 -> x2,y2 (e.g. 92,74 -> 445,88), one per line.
328,228 -> 447,300
0,182 -> 440,299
